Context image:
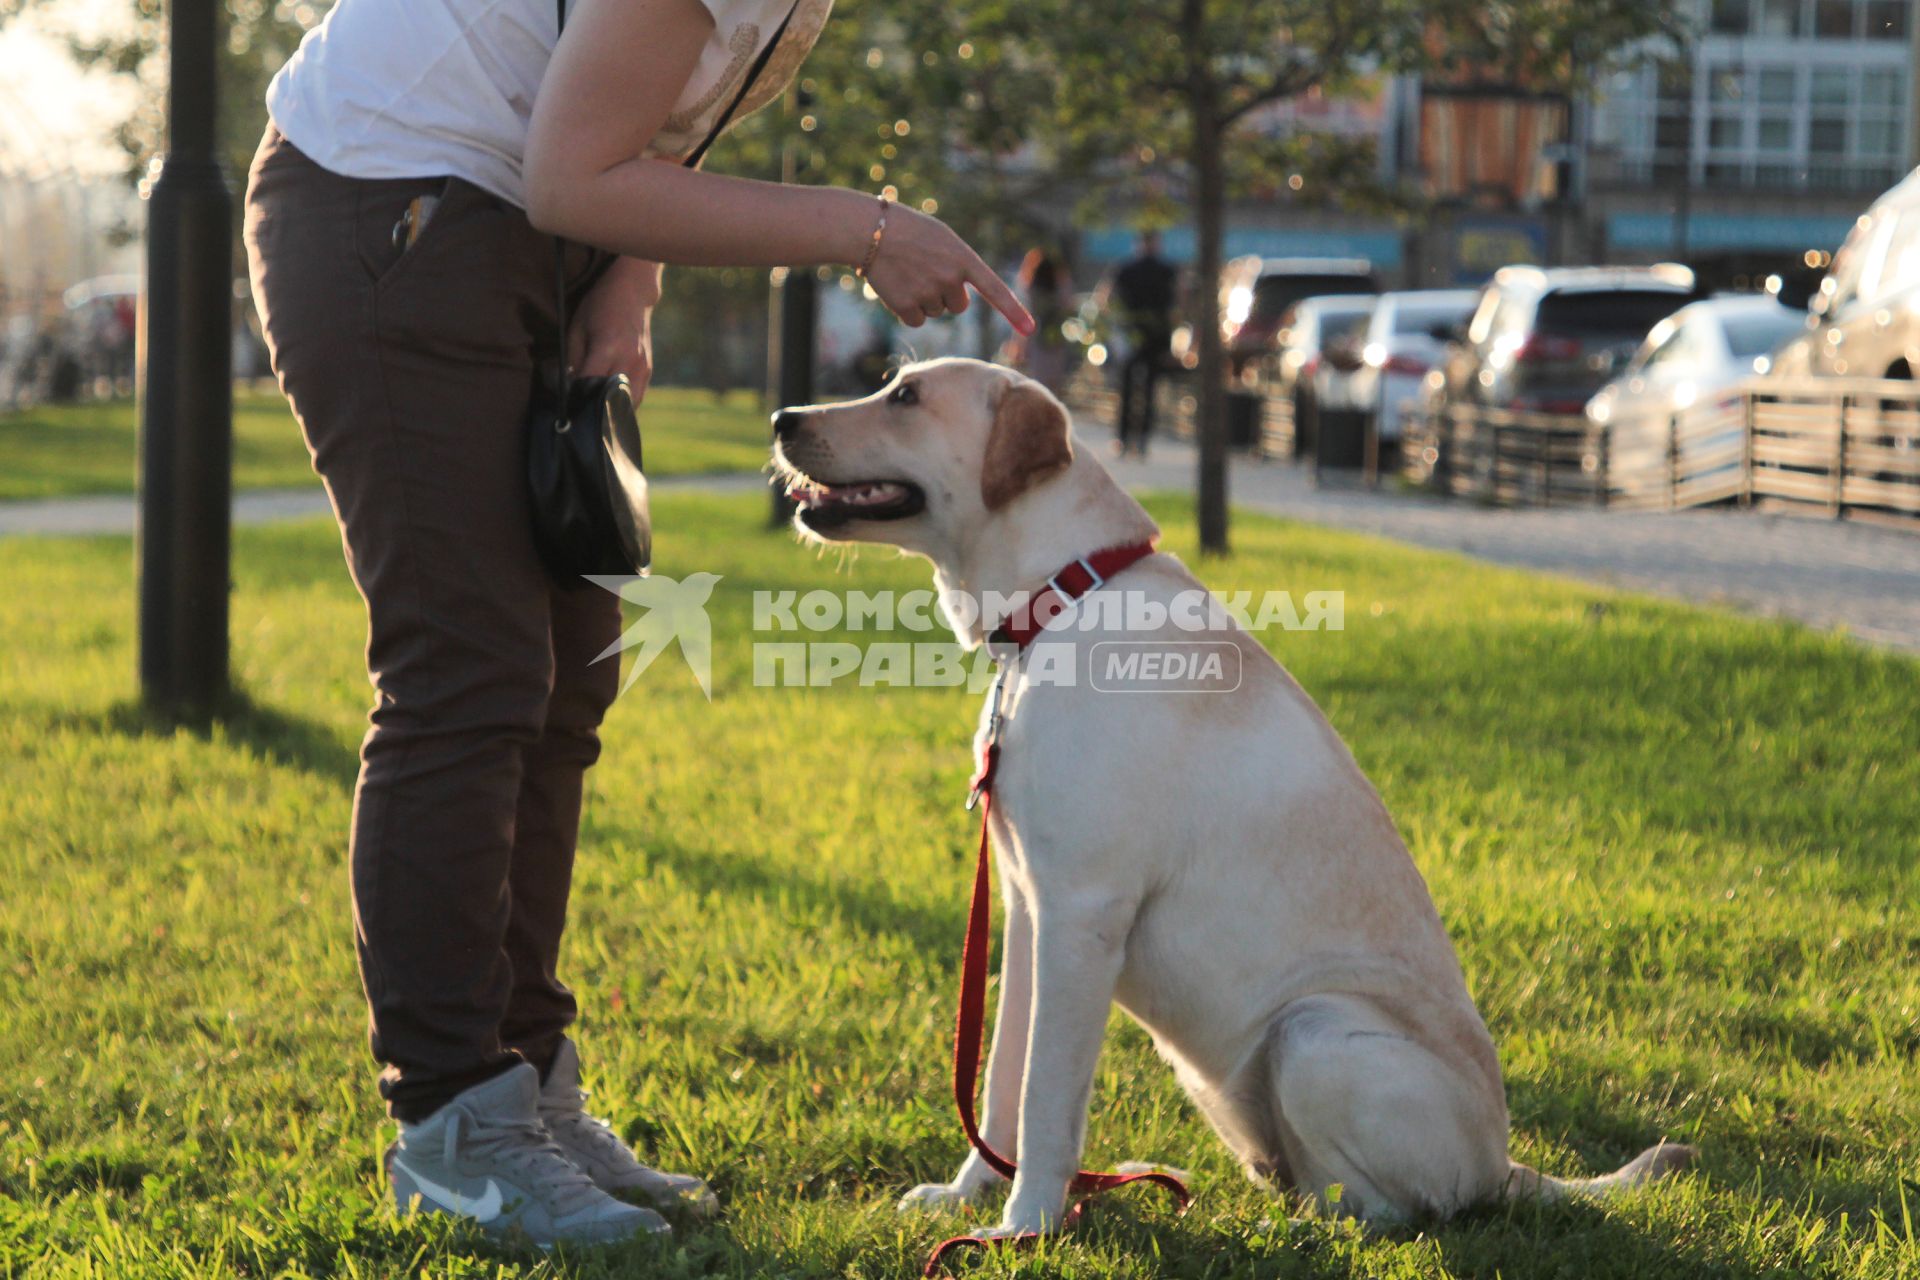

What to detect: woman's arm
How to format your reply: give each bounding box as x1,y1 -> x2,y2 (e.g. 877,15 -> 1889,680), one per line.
524,0 -> 1031,332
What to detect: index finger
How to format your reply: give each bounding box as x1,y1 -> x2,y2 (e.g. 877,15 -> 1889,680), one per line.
968,263 -> 1035,337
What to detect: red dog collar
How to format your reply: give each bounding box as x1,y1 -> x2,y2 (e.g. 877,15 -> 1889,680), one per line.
985,540 -> 1158,654
968,539 -> 1158,808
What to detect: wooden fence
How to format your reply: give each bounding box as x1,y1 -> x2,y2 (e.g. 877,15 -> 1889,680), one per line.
1747,378 -> 1920,522
1402,377 -> 1920,527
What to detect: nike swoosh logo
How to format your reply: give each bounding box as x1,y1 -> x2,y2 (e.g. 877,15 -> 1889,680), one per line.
396,1160 -> 505,1223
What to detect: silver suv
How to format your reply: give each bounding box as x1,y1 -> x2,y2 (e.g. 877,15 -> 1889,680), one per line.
1425,265 -> 1697,417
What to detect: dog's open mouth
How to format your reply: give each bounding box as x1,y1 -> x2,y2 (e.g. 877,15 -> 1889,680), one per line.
783,476 -> 927,529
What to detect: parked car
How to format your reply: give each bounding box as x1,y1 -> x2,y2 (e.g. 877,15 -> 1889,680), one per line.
1585,295 -> 1805,428
1349,289 -> 1479,444
1424,265 -> 1698,418
62,275 -> 140,396
1268,294 -> 1376,460
1770,167 -> 1920,381
1220,256 -> 1379,375
1588,295 -> 1806,498
1286,295 -> 1377,408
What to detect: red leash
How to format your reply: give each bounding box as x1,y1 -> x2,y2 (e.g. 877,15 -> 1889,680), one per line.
924,543 -> 1189,1275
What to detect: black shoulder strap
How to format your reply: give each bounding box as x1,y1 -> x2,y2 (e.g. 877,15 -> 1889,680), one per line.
685,2 -> 801,168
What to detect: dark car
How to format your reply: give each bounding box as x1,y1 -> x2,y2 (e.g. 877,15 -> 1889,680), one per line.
1425,265 -> 1698,417
1220,256 -> 1380,376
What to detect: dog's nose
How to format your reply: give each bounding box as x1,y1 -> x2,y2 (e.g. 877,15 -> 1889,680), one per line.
771,409 -> 802,441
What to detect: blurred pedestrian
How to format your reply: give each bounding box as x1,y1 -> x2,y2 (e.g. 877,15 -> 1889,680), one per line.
1003,246 -> 1074,394
244,0 -> 1033,1245
1110,229 -> 1178,458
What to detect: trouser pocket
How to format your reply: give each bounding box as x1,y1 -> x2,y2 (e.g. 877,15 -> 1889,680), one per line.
354,176 -> 459,294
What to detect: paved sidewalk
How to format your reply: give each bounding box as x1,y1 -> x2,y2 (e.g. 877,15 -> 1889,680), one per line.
5,444 -> 1918,652
0,471 -> 769,539
1095,431 -> 1920,653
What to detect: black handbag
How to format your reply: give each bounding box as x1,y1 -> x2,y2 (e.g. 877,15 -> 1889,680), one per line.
526,0 -> 799,582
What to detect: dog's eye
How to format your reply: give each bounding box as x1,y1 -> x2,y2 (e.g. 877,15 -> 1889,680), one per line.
889,381 -> 919,407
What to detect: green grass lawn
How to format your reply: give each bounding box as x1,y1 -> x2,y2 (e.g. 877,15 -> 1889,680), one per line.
0,386 -> 771,501
1,493 -> 1916,1279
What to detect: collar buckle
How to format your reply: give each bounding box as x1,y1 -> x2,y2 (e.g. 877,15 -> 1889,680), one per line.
1047,556 -> 1105,601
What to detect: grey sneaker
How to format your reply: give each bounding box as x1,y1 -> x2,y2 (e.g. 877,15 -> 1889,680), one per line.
537,1038 -> 721,1219
386,1063 -> 669,1246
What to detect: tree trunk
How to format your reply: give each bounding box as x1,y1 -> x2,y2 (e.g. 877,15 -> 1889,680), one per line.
1189,45 -> 1229,555
976,209 -> 1001,360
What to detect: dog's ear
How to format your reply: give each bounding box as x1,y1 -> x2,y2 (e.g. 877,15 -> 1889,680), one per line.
981,382 -> 1074,511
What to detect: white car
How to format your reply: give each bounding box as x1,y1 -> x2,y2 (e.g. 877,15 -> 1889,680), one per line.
1350,289 -> 1479,442
1278,294 -> 1377,414
1584,295 -> 1805,428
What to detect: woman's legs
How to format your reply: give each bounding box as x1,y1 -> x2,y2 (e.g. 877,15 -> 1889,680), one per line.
245,128 -> 619,1120
499,581 -> 622,1074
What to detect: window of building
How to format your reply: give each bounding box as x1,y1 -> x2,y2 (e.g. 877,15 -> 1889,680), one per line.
1859,118 -> 1900,154
1863,0 -> 1907,38
1756,67 -> 1797,155
1712,0 -> 1755,32
1812,0 -> 1855,36
1757,0 -> 1803,34
1757,117 -> 1793,149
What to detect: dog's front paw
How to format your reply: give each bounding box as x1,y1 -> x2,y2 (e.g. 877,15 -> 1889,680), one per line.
898,1181 -> 988,1214
965,1217 -> 1054,1242
988,1192 -> 1071,1238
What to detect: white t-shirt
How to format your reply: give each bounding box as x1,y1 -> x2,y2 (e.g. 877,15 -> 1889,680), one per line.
266,0 -> 831,208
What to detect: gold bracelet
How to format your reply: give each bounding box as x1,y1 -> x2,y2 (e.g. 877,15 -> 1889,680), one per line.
855,193 -> 890,279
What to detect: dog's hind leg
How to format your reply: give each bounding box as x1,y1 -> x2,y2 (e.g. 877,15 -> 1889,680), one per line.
1263,994 -> 1510,1223
900,878 -> 1035,1213
1166,1048 -> 1293,1189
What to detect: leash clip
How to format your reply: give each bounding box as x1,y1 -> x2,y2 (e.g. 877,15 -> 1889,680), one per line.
965,665 -> 1011,810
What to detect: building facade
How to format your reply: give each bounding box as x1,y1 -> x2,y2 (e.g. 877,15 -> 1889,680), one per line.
1585,0 -> 1912,280
1072,2 -> 1916,290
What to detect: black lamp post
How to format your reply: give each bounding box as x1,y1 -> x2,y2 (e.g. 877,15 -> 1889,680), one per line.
137,0 -> 233,716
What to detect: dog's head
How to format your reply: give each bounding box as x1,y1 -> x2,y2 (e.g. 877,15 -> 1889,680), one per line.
770,358 -> 1074,556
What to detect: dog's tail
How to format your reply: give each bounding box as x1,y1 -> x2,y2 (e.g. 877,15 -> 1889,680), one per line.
1503,1141 -> 1695,1203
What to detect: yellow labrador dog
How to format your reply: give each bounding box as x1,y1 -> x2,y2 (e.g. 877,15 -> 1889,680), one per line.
771,358 -> 1691,1242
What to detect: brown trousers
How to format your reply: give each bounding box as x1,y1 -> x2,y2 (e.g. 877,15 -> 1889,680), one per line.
244,127 -> 621,1121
